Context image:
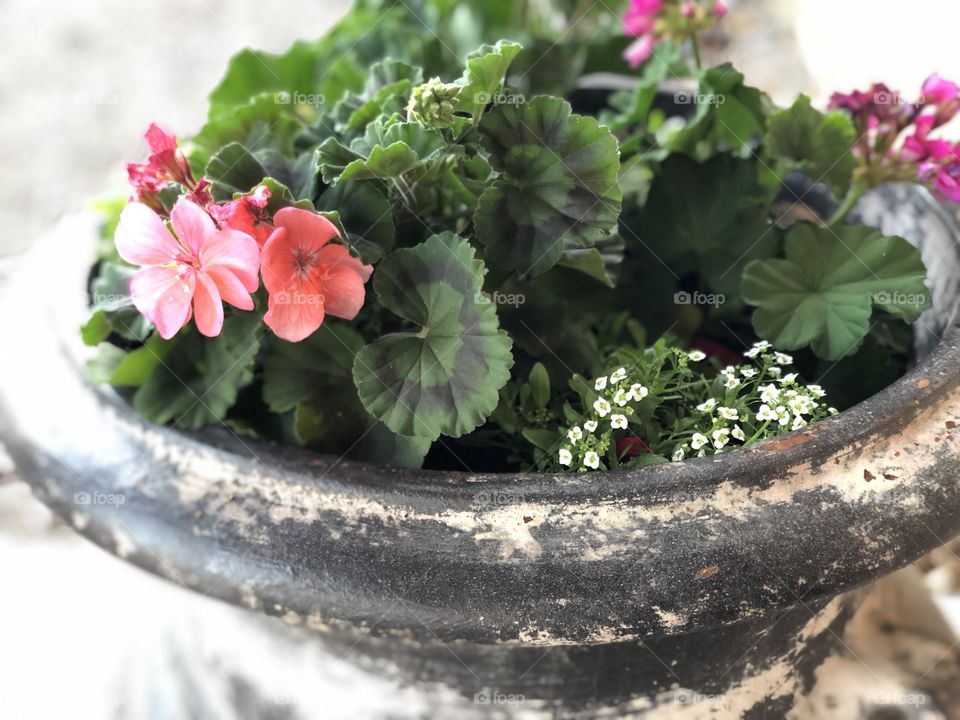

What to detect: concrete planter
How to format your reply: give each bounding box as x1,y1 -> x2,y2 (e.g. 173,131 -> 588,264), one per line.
2,182 -> 960,717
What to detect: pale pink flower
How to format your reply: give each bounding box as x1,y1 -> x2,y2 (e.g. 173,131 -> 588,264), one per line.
623,35 -> 656,69
115,198 -> 260,339
713,1 -> 728,18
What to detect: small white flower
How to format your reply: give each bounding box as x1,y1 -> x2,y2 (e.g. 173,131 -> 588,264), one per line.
696,398 -> 717,413
807,384 -> 826,398
691,433 -> 709,450
568,426 -> 583,444
740,367 -> 757,378
718,407 -> 739,421
611,414 -> 628,429
731,424 -> 746,441
724,376 -> 740,390
780,372 -> 798,385
828,407 -> 839,415
630,383 -> 649,400
687,350 -> 707,362
756,404 -> 778,422
783,389 -> 799,399
672,446 -> 685,462
775,406 -> 791,426
745,341 -> 770,358
712,428 -> 730,449
788,396 -> 815,416
584,420 -> 598,433
559,448 -> 573,466
720,365 -> 737,377
791,416 -> 808,431
767,367 -> 782,378
759,384 -> 780,404
773,352 -> 793,366
595,376 -> 608,391
594,398 -> 611,417
613,389 -> 631,407
610,367 -> 627,384
583,451 -> 601,470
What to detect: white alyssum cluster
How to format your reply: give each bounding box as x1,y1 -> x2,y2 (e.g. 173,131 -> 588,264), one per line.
559,366 -> 650,472
673,341 -> 838,461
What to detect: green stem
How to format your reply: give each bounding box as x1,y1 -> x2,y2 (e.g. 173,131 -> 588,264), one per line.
827,180 -> 868,227
746,420 -> 772,444
690,35 -> 703,71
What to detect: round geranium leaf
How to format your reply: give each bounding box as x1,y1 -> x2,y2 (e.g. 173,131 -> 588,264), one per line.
743,223 -> 929,361
475,96 -> 622,278
353,233 -> 514,440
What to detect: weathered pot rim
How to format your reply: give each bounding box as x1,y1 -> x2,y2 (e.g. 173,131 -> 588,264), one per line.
2,213 -> 960,647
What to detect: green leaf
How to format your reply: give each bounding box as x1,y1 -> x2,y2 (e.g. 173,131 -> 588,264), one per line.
334,59 -> 423,132
475,96 -> 622,276
659,65 -> 768,161
522,428 -> 558,452
764,95 -> 857,197
455,40 -> 523,118
353,233 -> 513,440
90,263 -> 152,341
743,223 -> 929,360
207,40 -> 364,118
557,233 -> 625,288
81,311 -> 112,347
528,362 -> 551,408
316,181 -> 395,263
133,314 -> 262,429
639,154 -> 777,297
206,143 -> 268,202
189,94 -> 308,172
108,336 -> 175,387
262,324 -> 365,413
258,177 -> 315,214
339,142 -> 421,182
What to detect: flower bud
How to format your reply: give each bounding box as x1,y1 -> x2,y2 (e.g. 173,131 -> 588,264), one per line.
407,77 -> 462,129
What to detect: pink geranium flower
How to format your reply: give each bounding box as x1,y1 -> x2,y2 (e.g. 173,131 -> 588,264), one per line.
210,185 -> 274,247
260,207 -> 372,343
127,124 -> 212,212
624,35 -> 656,69
115,198 -> 261,339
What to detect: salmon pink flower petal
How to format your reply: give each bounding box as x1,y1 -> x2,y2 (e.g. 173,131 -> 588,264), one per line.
200,229 -> 262,292
260,207 -> 373,342
205,265 -> 256,312
209,186 -> 274,247
319,263 -> 368,320
129,266 -> 196,340
116,202 -> 183,266
193,272 -> 225,338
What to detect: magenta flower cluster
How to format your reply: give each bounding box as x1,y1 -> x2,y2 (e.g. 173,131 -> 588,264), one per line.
622,0 -> 727,69
830,75 -> 960,202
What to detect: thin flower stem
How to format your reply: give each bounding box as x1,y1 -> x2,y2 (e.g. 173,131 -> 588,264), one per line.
690,35 -> 703,71
747,420 -> 772,444
827,180 -> 868,227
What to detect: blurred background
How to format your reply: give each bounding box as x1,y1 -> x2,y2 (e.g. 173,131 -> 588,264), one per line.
3,0 -> 960,718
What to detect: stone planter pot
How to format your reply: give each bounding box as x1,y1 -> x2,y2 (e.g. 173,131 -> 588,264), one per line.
3,183 -> 960,717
